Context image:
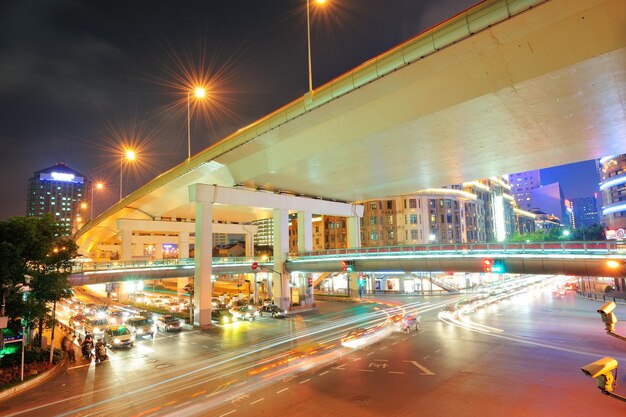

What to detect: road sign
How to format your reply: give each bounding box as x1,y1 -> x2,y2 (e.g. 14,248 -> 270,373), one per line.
251,261 -> 258,270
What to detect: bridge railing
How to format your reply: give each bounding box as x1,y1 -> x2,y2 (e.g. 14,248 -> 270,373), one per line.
291,241 -> 625,259
71,256 -> 272,273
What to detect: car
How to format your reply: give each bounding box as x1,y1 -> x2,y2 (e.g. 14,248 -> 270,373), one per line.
340,327 -> 381,348
69,314 -> 88,330
84,317 -> 110,337
157,315 -> 182,332
258,304 -> 287,318
137,310 -> 154,321
211,297 -> 227,309
108,310 -> 130,325
125,316 -> 156,339
69,300 -> 85,313
211,308 -> 234,324
230,305 -> 259,321
166,300 -> 186,313
103,325 -> 134,348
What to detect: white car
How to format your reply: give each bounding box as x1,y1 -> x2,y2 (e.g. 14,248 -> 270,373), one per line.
103,325 -> 134,348
125,316 -> 156,339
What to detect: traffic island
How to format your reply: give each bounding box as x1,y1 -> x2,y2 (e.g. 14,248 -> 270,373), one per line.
0,348 -> 65,401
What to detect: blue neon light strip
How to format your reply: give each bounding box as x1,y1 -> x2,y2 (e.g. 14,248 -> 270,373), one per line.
600,174 -> 626,190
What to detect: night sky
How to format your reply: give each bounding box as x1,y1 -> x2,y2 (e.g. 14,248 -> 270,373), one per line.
0,0 -> 603,220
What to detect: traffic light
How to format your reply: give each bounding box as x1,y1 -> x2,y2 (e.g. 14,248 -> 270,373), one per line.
581,357 -> 618,392
341,260 -> 354,272
358,276 -> 366,287
492,259 -> 506,274
482,258 -> 493,273
307,277 -> 313,287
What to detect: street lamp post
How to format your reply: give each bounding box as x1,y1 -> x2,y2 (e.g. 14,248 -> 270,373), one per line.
119,150 -> 136,201
90,182 -> 104,222
187,87 -> 206,161
306,0 -> 326,93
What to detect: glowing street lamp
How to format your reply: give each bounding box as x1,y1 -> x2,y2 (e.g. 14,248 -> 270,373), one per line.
306,0 -> 327,93
90,181 -> 104,221
187,87 -> 207,161
119,149 -> 137,201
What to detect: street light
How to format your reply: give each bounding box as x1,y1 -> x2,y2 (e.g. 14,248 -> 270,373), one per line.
90,181 -> 104,221
187,87 -> 207,161
306,0 -> 327,93
119,149 -> 136,201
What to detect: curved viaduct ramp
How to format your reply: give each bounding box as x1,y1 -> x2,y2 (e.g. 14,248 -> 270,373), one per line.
77,0 -> 626,252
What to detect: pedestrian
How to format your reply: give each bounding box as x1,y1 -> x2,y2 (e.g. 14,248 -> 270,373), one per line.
67,336 -> 76,363
61,335 -> 69,352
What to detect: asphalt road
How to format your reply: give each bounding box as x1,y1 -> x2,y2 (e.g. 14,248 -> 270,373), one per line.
1,280 -> 625,417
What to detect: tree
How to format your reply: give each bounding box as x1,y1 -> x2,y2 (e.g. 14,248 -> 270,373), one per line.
0,216 -> 76,347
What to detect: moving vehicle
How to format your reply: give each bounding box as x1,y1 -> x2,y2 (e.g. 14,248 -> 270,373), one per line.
108,310 -> 130,325
211,308 -> 234,324
125,316 -> 156,339
84,317 -> 110,337
157,315 -> 182,332
230,305 -> 259,321
258,304 -> 287,318
103,325 -> 134,348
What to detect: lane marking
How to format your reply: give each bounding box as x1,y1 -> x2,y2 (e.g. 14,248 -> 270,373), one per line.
404,360 -> 435,375
164,400 -> 177,406
435,349 -> 440,353
277,388 -> 289,394
234,381 -> 247,387
202,345 -> 209,348
332,364 -> 346,370
379,346 -> 387,351
192,390 -> 207,397
358,369 -> 375,372
388,371 -> 404,374
352,357 -> 362,362
366,352 -> 375,356
67,363 -> 91,370
373,359 -> 388,362
391,342 -> 398,346
250,398 -> 264,405
424,355 -> 431,359
299,379 -> 311,384
319,371 -> 330,376
219,411 -> 237,417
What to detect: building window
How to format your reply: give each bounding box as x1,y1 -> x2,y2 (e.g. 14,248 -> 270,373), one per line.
409,199 -> 417,208
410,214 -> 417,224
387,200 -> 393,210
370,202 -> 377,210
369,216 -> 377,225
370,232 -> 378,241
410,230 -> 418,240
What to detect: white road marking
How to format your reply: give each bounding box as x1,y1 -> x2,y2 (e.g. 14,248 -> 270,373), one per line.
366,352 -> 375,356
174,401 -> 191,409
388,371 -> 404,374
391,342 -> 398,346
332,364 -> 346,370
319,371 -> 330,376
379,346 -> 387,351
299,379 -> 311,384
352,357 -> 362,362
250,398 -> 264,405
358,369 -> 375,372
277,388 -> 289,394
435,349 -> 440,353
219,410 -> 237,417
373,359 -> 388,362
404,360 -> 435,375
424,355 -> 431,359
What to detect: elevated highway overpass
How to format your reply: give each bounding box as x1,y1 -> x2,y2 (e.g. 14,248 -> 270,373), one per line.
69,241 -> 626,287
74,0 -> 626,326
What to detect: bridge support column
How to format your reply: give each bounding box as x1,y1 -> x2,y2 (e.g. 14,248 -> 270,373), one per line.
120,229 -> 132,261
193,199 -> 213,328
244,231 -> 254,257
297,211 -> 313,252
347,215 -> 362,248
179,232 -> 190,259
154,244 -> 163,260
348,272 -> 360,299
273,208 -> 290,310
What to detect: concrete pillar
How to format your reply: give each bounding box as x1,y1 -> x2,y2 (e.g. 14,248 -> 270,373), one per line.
194,200 -> 213,327
120,229 -> 132,261
347,214 -> 361,248
132,242 -> 143,258
179,231 -> 190,259
245,232 -> 254,257
273,208 -> 290,310
297,211 -> 313,252
155,244 -> 163,260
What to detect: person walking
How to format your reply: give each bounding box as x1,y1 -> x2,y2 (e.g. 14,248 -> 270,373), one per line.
67,336 -> 76,363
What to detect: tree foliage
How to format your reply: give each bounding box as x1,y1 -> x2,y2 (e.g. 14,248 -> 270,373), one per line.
508,224 -> 605,242
0,216 -> 77,344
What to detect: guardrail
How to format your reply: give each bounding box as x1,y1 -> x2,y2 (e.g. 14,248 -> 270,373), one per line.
71,257 -> 273,273
291,241 -> 626,260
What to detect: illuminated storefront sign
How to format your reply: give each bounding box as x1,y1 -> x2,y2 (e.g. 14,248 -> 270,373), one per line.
606,229 -> 625,240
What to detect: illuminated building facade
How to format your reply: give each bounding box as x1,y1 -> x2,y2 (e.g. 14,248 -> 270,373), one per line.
509,170 -> 541,211
26,163 -> 87,236
599,155 -> 626,236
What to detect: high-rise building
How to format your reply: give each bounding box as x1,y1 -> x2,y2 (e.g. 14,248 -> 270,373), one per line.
26,163 -> 88,236
530,182 -> 570,226
599,154 -> 626,236
570,196 -> 601,229
509,170 -> 541,211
